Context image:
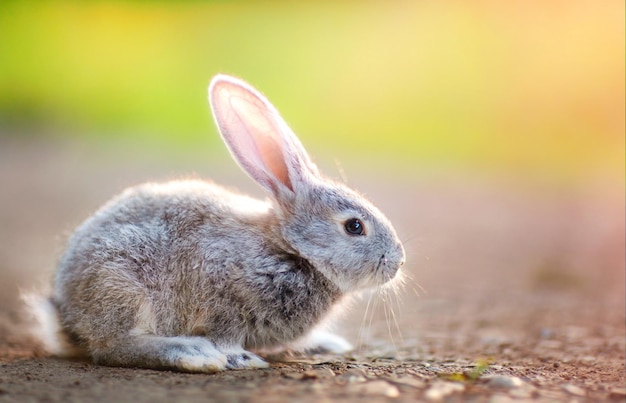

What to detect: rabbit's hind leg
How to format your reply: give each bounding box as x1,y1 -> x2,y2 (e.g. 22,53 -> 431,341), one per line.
92,335 -> 228,373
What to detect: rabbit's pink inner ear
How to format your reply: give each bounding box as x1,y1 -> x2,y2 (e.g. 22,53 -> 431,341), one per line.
229,96 -> 293,191
211,79 -> 293,192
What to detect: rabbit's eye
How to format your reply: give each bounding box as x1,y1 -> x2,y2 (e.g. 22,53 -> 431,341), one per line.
344,218 -> 365,236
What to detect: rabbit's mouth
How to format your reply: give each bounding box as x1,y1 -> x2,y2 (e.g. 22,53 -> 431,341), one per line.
376,253 -> 403,283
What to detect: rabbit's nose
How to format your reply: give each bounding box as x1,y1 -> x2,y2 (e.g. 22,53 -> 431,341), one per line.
395,242 -> 406,263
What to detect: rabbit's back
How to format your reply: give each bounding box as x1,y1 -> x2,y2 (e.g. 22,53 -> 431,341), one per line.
56,180 -> 269,286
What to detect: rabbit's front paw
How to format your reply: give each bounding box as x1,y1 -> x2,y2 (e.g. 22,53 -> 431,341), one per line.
292,329 -> 353,355
221,347 -> 269,370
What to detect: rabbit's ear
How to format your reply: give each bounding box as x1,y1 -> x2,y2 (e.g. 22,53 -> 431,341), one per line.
209,75 -> 319,196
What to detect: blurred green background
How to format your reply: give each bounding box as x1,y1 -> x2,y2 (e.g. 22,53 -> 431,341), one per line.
1,0 -> 624,185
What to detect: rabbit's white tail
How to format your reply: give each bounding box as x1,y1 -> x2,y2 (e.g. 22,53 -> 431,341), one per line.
21,293 -> 82,357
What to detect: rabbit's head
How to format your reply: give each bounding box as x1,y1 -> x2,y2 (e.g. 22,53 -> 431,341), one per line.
209,75 -> 405,293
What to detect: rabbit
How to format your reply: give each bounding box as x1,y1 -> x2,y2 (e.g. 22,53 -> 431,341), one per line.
43,74 -> 405,372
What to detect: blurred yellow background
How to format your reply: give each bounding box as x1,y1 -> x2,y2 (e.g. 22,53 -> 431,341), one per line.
1,0 -> 623,186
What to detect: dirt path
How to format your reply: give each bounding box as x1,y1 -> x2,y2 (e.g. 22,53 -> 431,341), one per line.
0,139 -> 624,402
1,289 -> 623,402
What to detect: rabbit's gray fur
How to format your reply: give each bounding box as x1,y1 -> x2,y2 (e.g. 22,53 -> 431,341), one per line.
47,75 -> 405,372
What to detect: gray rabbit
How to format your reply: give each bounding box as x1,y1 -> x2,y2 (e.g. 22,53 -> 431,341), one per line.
43,75 -> 405,372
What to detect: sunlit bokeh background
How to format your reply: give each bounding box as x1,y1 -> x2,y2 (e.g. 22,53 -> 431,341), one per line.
2,1 -> 623,178
0,1 -> 623,345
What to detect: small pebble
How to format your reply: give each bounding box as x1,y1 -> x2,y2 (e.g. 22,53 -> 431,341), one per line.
562,384 -> 586,397
346,380 -> 400,398
424,381 -> 465,401
341,368 -> 367,383
489,395 -> 515,403
486,375 -> 524,389
509,387 -> 536,399
421,362 -> 442,372
309,382 -> 325,391
301,368 -> 335,380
